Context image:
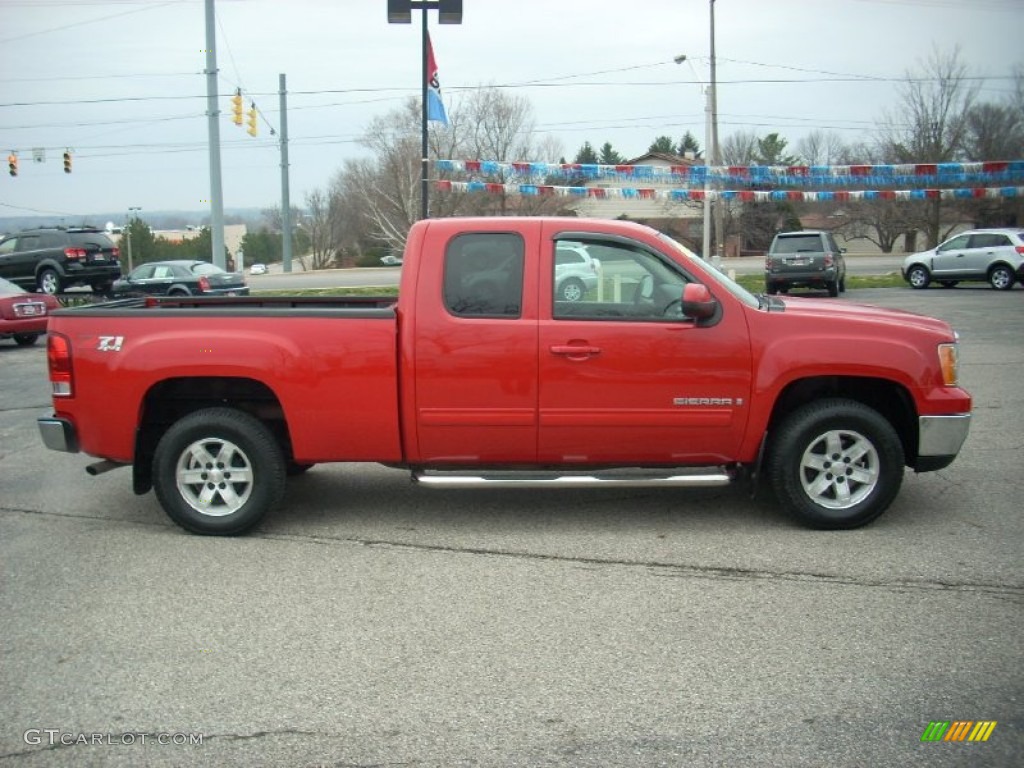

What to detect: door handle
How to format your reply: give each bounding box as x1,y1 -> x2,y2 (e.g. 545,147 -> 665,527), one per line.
550,344 -> 601,358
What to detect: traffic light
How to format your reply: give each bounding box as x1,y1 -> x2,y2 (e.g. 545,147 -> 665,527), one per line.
7,153 -> 17,177
63,150 -> 72,174
246,104 -> 258,137
231,89 -> 243,126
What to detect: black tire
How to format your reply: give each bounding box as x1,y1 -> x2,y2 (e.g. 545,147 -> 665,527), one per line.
939,281 -> 959,288
13,333 -> 40,346
91,282 -> 113,296
839,276 -> 847,293
168,288 -> 191,297
767,398 -> 904,530
37,268 -> 61,295
827,279 -> 839,298
988,264 -> 1015,291
906,264 -> 930,289
558,277 -> 586,302
152,407 -> 286,535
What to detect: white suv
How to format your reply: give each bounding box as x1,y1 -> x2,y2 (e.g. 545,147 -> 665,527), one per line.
555,242 -> 601,302
902,228 -> 1024,290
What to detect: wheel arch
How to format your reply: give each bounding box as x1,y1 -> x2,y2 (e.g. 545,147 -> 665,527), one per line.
764,376 -> 918,466
132,376 -> 293,494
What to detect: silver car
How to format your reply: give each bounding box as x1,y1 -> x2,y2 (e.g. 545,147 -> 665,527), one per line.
555,242 -> 601,302
902,228 -> 1024,290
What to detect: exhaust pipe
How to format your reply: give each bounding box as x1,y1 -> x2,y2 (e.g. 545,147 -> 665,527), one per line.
86,460 -> 127,476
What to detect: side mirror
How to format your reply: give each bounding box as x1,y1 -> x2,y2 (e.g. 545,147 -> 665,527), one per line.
681,283 -> 717,320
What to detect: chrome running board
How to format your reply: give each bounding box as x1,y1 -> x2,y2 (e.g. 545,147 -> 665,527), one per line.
412,467 -> 733,489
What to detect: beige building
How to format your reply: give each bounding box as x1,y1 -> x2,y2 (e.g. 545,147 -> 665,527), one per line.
575,152 -> 709,254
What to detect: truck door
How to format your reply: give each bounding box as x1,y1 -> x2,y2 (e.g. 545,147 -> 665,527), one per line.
537,233 -> 752,465
412,231 -> 539,464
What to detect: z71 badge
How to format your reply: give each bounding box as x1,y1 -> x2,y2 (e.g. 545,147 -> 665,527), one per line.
97,336 -> 124,352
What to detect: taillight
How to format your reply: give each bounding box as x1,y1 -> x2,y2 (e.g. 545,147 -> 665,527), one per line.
111,247 -> 120,259
63,247 -> 87,260
1015,245 -> 1024,255
47,332 -> 74,397
198,276 -> 211,292
824,253 -> 834,267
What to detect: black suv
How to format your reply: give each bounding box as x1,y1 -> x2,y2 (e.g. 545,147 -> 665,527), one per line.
765,230 -> 847,297
0,226 -> 122,294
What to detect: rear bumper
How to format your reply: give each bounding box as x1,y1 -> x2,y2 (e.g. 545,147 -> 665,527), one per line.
766,268 -> 838,285
0,317 -> 48,336
38,415 -> 79,453
203,287 -> 251,296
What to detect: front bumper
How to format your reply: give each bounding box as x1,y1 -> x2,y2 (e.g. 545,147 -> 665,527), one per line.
38,415 -> 79,453
915,413 -> 971,471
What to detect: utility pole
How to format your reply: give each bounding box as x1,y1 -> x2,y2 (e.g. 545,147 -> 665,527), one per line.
204,0 -> 227,269
709,0 -> 724,266
279,73 -> 293,273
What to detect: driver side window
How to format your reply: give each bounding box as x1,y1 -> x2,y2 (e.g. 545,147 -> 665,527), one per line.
552,239 -> 688,321
939,234 -> 971,252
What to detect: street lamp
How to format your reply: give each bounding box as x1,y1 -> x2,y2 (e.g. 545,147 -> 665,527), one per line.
125,207 -> 142,272
386,0 -> 463,220
674,54 -> 712,263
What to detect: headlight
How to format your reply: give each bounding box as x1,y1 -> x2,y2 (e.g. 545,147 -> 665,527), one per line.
938,342 -> 959,386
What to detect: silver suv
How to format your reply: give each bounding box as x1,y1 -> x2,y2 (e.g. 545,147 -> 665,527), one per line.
555,242 -> 601,302
902,228 -> 1024,290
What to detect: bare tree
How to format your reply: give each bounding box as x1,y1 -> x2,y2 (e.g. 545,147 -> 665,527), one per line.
795,130 -> 849,166
331,87 -> 572,253
877,46 -> 979,247
720,130 -> 759,166
303,188 -> 339,271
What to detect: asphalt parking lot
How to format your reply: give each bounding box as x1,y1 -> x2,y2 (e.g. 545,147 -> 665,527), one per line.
1,287 -> 1021,767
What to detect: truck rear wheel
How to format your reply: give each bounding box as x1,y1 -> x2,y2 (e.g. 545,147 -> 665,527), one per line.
768,398 -> 904,529
152,407 -> 285,535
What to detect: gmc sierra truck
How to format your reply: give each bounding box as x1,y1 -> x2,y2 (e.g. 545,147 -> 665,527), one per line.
37,217 -> 972,535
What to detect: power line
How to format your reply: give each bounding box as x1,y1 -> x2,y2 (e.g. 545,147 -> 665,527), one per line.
0,0 -> 187,45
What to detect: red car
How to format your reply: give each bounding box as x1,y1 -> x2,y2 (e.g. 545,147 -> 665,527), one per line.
0,276 -> 60,346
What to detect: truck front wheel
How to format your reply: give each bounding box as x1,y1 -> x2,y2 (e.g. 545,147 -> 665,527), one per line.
768,398 -> 904,529
152,407 -> 285,535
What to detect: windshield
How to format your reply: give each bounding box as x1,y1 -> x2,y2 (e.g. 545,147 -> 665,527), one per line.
656,232 -> 761,309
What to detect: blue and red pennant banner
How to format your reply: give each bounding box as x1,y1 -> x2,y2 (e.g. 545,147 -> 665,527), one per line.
426,34 -> 448,125
435,159 -> 1024,187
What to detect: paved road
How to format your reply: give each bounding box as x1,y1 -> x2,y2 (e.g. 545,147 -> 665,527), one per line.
1,288 -> 1020,766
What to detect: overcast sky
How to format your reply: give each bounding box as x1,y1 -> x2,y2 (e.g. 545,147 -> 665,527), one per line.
0,0 -> 1020,222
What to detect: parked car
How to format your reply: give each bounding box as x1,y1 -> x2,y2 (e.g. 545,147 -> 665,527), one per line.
765,230 -> 846,297
554,241 -> 601,302
902,228 -> 1024,290
249,263 -> 268,275
380,254 -> 403,266
111,261 -> 249,297
0,226 -> 121,295
0,276 -> 61,346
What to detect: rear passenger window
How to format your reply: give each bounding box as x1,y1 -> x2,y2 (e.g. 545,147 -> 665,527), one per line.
443,233 -> 524,318
969,233 -> 1011,249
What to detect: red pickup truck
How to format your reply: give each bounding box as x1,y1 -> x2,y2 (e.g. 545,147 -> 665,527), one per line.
37,217 -> 972,535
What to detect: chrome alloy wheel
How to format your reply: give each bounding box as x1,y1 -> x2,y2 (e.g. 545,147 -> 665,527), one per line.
175,437 -> 254,516
799,428 -> 879,510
